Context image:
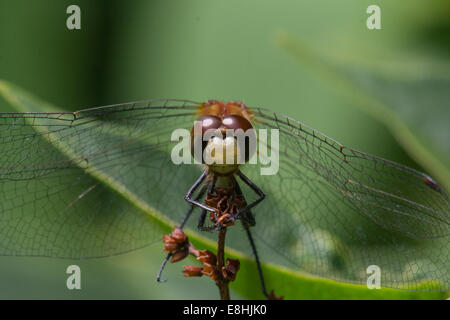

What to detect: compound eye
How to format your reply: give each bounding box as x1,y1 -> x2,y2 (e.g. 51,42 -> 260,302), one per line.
198,115 -> 222,133
190,116 -> 222,163
222,115 -> 255,162
222,115 -> 253,131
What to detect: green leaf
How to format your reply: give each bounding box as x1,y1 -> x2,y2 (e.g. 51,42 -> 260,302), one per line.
0,80 -> 447,300
276,32 -> 450,193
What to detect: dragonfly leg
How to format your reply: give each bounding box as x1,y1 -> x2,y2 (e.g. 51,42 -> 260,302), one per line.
179,184 -> 207,229
231,170 -> 265,221
185,169 -> 219,219
235,182 -> 256,226
156,254 -> 172,283
197,180 -> 217,231
234,180 -> 268,298
243,224 -> 268,298
157,174 -> 210,283
197,209 -> 209,230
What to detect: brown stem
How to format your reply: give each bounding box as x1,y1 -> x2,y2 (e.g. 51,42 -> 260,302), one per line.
215,229 -> 230,300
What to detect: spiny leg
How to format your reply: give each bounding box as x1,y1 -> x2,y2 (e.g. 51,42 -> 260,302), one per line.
197,209 -> 208,230
157,174 -> 209,282
244,225 -> 269,298
234,181 -> 255,226
180,183 -> 207,229
156,253 -> 173,283
185,169 -> 219,221
232,170 -> 265,221
198,179 -> 217,231
235,181 -> 268,298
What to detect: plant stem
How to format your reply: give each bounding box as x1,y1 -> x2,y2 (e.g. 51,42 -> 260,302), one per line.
216,228 -> 230,300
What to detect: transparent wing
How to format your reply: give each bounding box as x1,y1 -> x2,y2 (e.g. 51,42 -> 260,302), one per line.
1,99 -> 449,290
236,107 -> 449,290
0,100 -> 202,258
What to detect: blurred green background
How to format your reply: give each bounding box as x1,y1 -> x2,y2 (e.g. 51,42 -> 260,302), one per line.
0,0 -> 448,299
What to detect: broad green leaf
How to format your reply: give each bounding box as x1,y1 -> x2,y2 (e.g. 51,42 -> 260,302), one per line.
0,80 -> 447,299
276,33 -> 450,193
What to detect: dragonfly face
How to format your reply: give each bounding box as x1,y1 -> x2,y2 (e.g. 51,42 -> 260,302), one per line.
0,98 -> 448,292
190,100 -> 256,175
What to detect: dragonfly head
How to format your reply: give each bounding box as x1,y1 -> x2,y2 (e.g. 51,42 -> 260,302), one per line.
191,101 -> 257,175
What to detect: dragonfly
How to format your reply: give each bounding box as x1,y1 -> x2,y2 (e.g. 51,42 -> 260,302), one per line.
0,98 -> 448,295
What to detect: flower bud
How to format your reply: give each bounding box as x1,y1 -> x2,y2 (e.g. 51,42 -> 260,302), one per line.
221,258 -> 240,281
182,265 -> 203,277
